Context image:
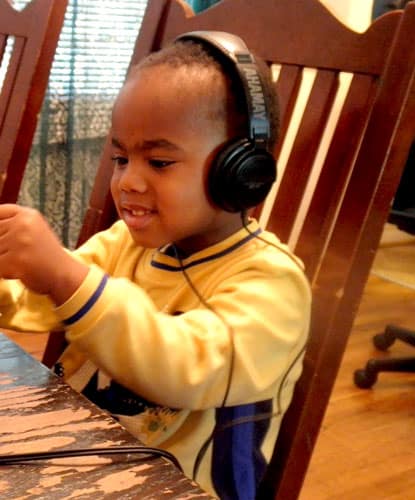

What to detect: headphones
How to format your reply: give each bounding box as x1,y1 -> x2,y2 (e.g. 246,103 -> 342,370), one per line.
174,31 -> 277,213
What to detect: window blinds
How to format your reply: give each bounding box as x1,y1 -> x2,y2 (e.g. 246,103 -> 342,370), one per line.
11,0 -> 147,96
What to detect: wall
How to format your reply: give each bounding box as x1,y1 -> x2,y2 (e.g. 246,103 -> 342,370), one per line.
320,0 -> 373,31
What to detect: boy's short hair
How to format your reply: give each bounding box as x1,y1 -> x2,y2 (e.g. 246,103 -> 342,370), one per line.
133,38 -> 280,153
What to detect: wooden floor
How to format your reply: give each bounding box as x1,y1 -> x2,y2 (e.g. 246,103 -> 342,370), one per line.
301,244 -> 415,499
4,236 -> 415,500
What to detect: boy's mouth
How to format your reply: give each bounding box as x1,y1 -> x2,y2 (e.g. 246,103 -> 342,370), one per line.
129,208 -> 153,216
121,205 -> 157,230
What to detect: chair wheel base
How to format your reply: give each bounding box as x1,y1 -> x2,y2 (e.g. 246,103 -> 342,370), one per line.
354,368 -> 377,389
373,332 -> 394,351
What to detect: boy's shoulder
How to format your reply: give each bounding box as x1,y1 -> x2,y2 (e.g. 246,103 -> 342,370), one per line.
210,220 -> 306,279
240,220 -> 304,269
248,229 -> 305,275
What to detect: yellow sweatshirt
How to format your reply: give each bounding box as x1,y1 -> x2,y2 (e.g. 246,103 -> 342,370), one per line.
0,219 -> 311,498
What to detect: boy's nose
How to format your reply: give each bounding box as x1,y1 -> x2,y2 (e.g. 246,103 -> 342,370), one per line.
118,163 -> 147,193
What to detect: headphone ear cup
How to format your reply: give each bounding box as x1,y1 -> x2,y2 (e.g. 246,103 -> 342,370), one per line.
208,138 -> 277,212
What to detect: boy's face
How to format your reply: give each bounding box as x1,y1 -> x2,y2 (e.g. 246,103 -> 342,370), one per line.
110,64 -> 242,253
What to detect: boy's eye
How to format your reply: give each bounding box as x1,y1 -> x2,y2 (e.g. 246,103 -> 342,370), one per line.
149,159 -> 175,169
111,156 -> 128,167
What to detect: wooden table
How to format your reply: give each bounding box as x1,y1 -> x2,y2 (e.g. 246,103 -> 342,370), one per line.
0,333 -> 213,499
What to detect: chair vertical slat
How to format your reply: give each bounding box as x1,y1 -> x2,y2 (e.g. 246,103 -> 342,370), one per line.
0,0 -> 67,203
274,64 -> 303,149
0,37 -> 25,139
267,69 -> 338,241
0,37 -> 25,190
296,73 -> 376,280
0,33 -> 7,62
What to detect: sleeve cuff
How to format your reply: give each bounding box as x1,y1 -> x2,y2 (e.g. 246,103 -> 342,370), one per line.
54,265 -> 108,326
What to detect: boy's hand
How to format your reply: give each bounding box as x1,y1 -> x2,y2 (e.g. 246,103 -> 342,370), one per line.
0,204 -> 88,305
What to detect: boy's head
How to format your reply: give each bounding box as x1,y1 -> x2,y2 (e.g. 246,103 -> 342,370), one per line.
110,31 -> 279,253
137,32 -> 280,153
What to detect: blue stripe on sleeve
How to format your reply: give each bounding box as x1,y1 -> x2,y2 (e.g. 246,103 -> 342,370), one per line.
62,274 -> 109,326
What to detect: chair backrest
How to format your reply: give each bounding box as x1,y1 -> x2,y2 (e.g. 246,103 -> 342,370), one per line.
0,0 -> 67,203
53,0 -> 415,497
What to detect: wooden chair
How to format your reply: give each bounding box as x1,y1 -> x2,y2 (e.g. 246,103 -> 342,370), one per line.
43,0 -> 415,498
0,0 -> 67,203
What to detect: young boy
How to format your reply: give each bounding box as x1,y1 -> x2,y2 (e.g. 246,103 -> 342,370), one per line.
0,32 -> 311,498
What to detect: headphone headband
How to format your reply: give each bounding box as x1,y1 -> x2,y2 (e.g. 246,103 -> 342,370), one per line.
175,31 -> 271,149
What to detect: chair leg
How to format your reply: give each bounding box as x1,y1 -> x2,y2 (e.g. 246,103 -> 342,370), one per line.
374,324 -> 415,350
354,324 -> 415,389
354,357 -> 415,389
41,330 -> 67,368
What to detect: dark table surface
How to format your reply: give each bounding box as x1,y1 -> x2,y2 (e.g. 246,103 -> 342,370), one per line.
0,332 -> 213,499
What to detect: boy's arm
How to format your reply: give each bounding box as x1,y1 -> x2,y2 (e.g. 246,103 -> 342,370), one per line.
55,257 -> 311,411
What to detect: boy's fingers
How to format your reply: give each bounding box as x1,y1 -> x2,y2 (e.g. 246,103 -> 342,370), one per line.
0,251 -> 13,277
0,205 -> 20,237
0,204 -> 19,221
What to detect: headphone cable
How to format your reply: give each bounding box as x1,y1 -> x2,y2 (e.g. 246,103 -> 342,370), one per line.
0,445 -> 183,471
